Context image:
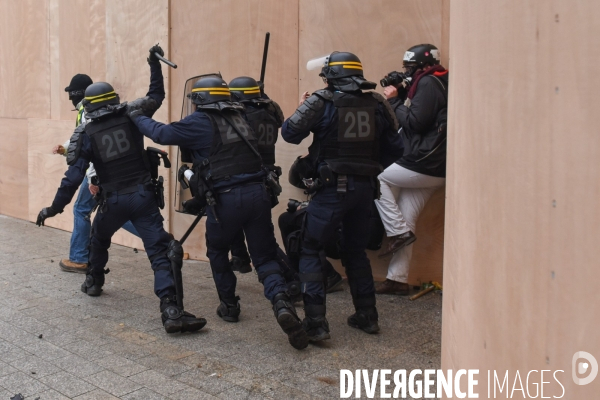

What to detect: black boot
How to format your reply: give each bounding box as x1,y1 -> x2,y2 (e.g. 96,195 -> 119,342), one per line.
80,268 -> 107,297
230,256 -> 252,274
160,297 -> 207,334
302,303 -> 330,342
272,293 -> 308,350
347,295 -> 380,334
216,296 -> 241,322
347,307 -> 380,334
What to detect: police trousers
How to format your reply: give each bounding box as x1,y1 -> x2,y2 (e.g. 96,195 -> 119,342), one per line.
205,183 -> 286,302
300,178 -> 376,306
89,187 -> 174,298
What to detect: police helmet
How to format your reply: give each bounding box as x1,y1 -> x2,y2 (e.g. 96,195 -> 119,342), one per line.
319,51 -> 364,81
229,76 -> 261,102
82,82 -> 120,113
189,75 -> 231,105
403,44 -> 441,69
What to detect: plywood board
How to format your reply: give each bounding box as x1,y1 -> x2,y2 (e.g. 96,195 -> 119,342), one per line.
0,0 -> 50,119
0,118 -> 29,220
169,0 -> 300,259
441,1 -> 600,397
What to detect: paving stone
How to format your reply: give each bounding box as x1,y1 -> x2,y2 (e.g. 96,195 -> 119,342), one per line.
0,340 -> 33,363
135,354 -> 193,377
8,354 -> 60,379
120,387 -> 169,400
94,354 -> 149,378
0,371 -> 49,398
51,353 -> 105,379
128,369 -> 192,396
83,370 -> 142,397
168,387 -> 220,400
174,369 -> 233,396
72,389 -> 120,400
25,388 -> 71,399
38,371 -> 96,398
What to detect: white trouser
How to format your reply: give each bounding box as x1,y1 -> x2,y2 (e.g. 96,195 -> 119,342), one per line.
374,163 -> 445,283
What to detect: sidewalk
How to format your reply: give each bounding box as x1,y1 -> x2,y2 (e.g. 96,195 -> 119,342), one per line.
0,215 -> 441,399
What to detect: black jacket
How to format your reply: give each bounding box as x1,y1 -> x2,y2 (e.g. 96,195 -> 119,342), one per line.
389,73 -> 448,177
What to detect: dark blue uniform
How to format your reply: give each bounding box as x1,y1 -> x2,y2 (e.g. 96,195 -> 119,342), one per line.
282,89 -> 402,329
50,62 -> 174,299
132,110 -> 287,303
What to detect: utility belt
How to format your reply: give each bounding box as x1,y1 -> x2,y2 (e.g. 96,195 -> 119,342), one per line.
302,162 -> 378,196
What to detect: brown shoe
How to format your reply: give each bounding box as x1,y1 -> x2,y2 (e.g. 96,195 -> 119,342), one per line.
378,231 -> 416,258
375,279 -> 410,296
59,259 -> 88,274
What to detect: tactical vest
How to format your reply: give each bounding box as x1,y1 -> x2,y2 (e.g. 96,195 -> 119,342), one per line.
245,105 -> 279,167
320,91 -> 382,176
204,109 -> 262,181
85,114 -> 150,192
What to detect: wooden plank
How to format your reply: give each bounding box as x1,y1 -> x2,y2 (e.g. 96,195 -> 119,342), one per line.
169,0 -> 300,260
0,118 -> 29,220
0,0 -> 50,119
439,0 -> 600,397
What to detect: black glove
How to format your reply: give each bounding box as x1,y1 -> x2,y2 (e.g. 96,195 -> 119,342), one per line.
36,206 -> 60,227
128,108 -> 144,122
148,44 -> 164,64
182,197 -> 206,216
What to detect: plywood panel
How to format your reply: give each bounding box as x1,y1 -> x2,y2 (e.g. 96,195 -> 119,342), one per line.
299,0 -> 445,284
0,0 -> 50,119
0,119 -> 29,219
441,0 -> 600,397
169,0 -> 300,259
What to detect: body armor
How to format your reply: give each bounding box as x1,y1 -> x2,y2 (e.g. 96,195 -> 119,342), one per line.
85,113 -> 150,192
245,103 -> 280,166
319,90 -> 382,176
203,107 -> 262,181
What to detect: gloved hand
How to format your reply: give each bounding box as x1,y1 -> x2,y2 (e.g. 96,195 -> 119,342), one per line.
148,44 -> 164,64
36,206 -> 60,227
128,108 -> 144,123
182,197 -> 206,216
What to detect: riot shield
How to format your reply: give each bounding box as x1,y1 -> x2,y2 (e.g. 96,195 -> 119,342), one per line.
173,73 -> 222,212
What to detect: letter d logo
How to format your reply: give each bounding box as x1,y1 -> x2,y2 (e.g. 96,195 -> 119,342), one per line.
572,351 -> 598,385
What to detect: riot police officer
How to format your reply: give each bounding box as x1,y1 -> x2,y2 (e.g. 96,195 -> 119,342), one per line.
36,46 -> 206,334
227,76 -> 284,274
281,51 -> 401,341
129,74 -> 309,350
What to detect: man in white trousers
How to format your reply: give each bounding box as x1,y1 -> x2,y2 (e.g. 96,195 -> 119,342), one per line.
375,44 -> 448,295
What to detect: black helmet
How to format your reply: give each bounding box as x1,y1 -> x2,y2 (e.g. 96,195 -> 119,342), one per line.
403,44 -> 441,68
229,76 -> 261,101
82,82 -> 120,113
319,51 -> 364,81
189,75 -> 231,105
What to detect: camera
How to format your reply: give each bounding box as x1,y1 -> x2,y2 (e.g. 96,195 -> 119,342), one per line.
380,71 -> 411,88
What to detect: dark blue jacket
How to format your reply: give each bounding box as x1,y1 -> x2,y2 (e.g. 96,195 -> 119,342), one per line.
51,62 -> 165,211
281,90 -> 403,169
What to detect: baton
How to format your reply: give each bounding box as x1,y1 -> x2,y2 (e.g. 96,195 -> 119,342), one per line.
259,32 -> 270,83
180,212 -> 204,245
154,52 -> 177,69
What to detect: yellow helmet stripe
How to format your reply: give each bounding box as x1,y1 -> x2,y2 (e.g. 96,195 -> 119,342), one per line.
85,90 -> 116,100
243,90 -> 261,94
191,87 -> 230,92
209,91 -> 231,95
229,86 -> 261,91
328,61 -> 362,67
89,95 -> 117,103
342,65 -> 363,70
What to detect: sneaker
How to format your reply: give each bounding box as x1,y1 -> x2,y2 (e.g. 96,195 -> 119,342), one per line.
377,231 -> 417,258
59,259 -> 88,274
375,279 -> 410,296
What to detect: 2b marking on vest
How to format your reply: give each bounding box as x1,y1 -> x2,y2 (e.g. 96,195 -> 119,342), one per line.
101,129 -> 131,160
257,123 -> 276,145
339,108 -> 375,141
